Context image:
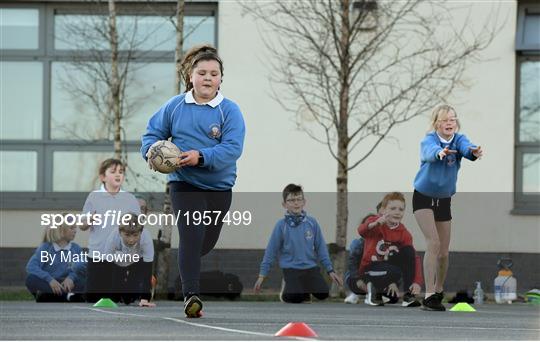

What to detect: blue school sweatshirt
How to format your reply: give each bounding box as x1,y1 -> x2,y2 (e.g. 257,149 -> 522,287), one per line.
26,242 -> 86,283
259,215 -> 334,277
140,91 -> 245,191
413,132 -> 477,198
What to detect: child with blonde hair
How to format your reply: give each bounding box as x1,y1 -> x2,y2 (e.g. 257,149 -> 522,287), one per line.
26,221 -> 86,302
413,104 -> 483,311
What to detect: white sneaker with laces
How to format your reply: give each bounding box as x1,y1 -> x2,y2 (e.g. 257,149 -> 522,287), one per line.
364,282 -> 383,306
344,292 -> 360,304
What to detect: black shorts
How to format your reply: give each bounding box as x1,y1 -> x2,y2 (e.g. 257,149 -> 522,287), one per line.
412,190 -> 452,222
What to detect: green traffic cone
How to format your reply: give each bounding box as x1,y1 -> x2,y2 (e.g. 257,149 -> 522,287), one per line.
449,302 -> 476,312
93,298 -> 118,308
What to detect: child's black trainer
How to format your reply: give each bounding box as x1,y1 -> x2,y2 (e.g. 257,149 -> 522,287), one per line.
184,294 -> 203,318
422,293 -> 446,311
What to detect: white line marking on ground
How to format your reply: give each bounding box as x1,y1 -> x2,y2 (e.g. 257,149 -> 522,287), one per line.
75,306 -> 315,340
328,323 -> 540,332
161,316 -> 275,337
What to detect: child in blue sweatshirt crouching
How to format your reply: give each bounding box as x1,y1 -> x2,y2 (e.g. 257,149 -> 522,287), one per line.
253,184 -> 342,303
26,222 -> 86,302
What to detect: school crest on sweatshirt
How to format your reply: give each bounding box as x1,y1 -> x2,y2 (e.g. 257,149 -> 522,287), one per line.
208,123 -> 222,139
446,151 -> 457,166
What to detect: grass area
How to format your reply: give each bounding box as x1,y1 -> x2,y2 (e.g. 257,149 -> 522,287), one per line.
0,290 -> 285,302
0,289 -> 34,301
0,286 -> 347,302
0,293 -> 277,302
0,289 -> 533,304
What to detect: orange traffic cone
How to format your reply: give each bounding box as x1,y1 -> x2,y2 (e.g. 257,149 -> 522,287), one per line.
274,322 -> 318,338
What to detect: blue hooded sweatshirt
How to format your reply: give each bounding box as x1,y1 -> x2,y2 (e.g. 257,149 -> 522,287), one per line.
413,131 -> 477,198
141,91 -> 245,190
259,213 -> 334,277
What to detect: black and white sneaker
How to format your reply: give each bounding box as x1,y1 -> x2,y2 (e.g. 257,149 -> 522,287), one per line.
402,292 -> 421,307
364,282 -> 384,306
382,293 -> 399,304
66,292 -> 85,303
184,294 -> 203,318
422,293 -> 446,311
435,291 -> 445,302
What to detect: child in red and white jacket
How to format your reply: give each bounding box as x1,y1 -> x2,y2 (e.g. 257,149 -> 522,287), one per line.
358,192 -> 423,307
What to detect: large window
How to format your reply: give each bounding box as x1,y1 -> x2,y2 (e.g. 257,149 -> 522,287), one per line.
0,62 -> 43,140
0,151 -> 38,191
514,2 -> 540,213
0,8 -> 39,49
50,62 -> 176,141
0,2 -> 217,208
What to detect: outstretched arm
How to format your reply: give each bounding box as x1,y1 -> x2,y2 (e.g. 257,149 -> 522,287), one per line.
456,134 -> 482,161
255,223 -> 283,292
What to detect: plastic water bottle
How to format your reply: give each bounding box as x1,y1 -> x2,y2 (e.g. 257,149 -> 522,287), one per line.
494,270 -> 517,304
473,281 -> 484,305
494,282 -> 503,304
502,272 -> 517,304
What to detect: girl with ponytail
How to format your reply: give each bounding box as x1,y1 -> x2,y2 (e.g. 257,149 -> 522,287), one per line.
141,44 -> 246,318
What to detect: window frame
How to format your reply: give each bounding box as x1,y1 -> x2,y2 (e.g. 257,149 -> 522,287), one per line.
0,4 -> 45,56
0,1 -> 218,210
513,54 -> 540,214
515,2 -> 540,52
1,60 -> 46,140
0,148 -> 42,192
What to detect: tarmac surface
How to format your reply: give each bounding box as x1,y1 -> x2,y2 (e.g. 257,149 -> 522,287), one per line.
0,300 -> 539,340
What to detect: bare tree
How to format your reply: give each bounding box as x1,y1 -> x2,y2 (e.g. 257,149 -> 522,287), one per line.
54,0 -> 170,160
242,0 -> 503,290
174,0 -> 185,95
108,0 -> 121,159
154,0 -> 185,298
154,0 -> 214,297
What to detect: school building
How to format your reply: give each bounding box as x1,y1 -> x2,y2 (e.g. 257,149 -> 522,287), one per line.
1,0 -> 539,294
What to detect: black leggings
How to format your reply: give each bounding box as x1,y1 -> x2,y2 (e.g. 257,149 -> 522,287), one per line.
361,245 -> 416,294
86,259 -> 113,303
169,181 -> 232,296
281,267 -> 329,303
